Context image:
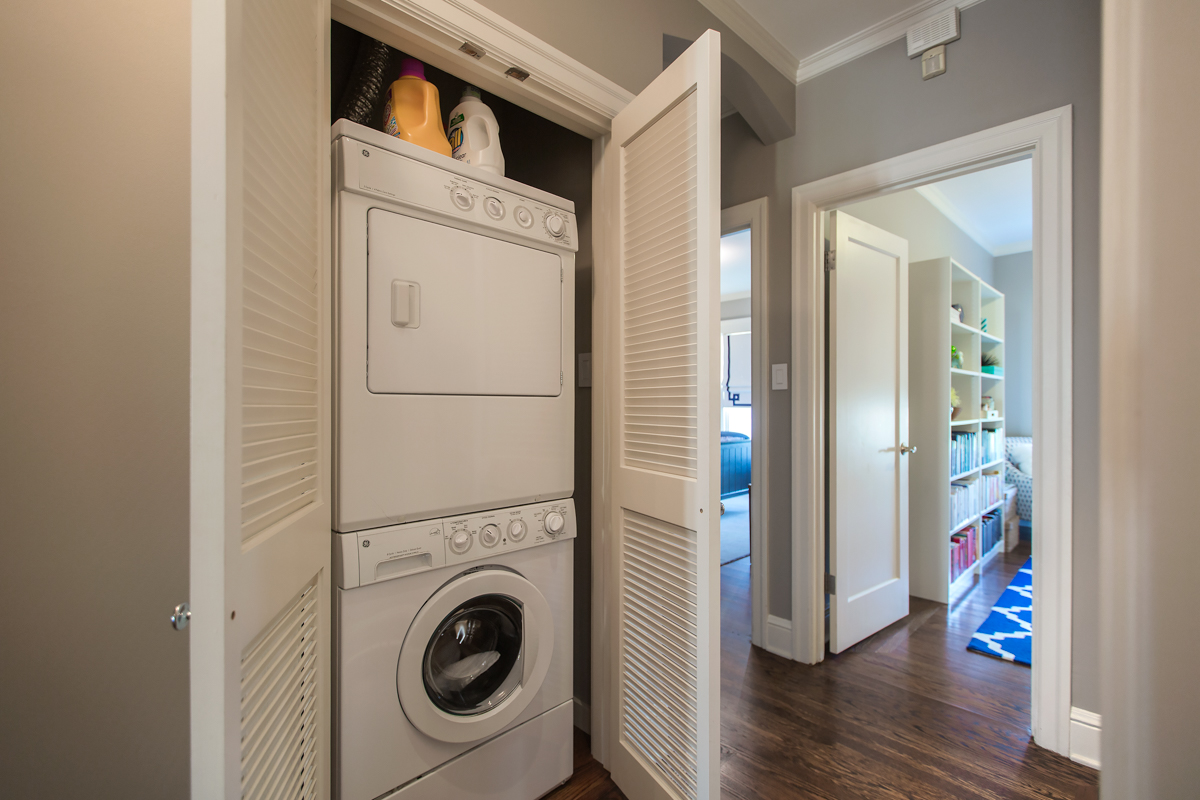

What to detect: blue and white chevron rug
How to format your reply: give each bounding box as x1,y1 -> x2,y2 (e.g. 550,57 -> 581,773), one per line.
967,557 -> 1032,666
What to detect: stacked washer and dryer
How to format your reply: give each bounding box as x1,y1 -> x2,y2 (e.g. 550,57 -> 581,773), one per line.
331,119 -> 578,800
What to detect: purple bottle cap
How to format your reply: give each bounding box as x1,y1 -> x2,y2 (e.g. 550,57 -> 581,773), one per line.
399,58 -> 426,80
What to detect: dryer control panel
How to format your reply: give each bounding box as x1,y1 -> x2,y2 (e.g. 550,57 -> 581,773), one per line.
336,498 -> 576,589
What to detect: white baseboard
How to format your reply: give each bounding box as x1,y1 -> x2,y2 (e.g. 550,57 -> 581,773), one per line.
765,614 -> 793,659
573,697 -> 590,735
1069,707 -> 1101,769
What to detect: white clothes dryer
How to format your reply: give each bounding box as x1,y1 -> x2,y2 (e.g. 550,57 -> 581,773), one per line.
331,120 -> 577,534
334,499 -> 575,800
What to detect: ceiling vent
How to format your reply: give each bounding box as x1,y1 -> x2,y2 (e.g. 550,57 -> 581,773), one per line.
907,7 -> 960,58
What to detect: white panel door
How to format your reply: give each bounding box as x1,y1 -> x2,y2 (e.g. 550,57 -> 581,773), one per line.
828,211 -> 910,654
603,30 -> 721,800
192,1 -> 332,798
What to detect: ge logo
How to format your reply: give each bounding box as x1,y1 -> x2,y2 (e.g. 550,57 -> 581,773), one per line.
362,540 -> 370,547
362,149 -> 370,157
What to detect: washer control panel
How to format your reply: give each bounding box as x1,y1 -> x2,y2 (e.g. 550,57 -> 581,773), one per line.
442,499 -> 575,567
336,498 -> 576,588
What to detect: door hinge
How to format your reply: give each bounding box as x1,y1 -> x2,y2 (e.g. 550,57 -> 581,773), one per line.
825,249 -> 836,271
824,574 -> 836,595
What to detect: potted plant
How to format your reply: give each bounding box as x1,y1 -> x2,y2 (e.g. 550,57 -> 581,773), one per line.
981,351 -> 1003,375
950,386 -> 961,419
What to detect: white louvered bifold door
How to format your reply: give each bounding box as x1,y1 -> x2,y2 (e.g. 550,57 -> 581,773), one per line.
603,30 -> 721,800
218,1 -> 332,798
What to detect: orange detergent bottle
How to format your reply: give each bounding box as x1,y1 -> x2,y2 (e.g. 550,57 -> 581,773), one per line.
382,58 -> 452,157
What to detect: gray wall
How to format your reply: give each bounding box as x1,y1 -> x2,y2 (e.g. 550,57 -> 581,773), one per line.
841,189 -> 996,285
722,297 -> 753,320
476,0 -> 794,125
471,0 -> 1102,715
0,1 -> 191,794
993,252 -> 1033,437
721,0 -> 1100,712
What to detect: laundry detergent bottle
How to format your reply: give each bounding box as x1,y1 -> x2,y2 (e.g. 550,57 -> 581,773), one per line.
446,86 -> 505,176
382,58 -> 452,157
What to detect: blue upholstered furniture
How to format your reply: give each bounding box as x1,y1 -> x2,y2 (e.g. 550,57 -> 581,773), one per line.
720,431 -> 751,498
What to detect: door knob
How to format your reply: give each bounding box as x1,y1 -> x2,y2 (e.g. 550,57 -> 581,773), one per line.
900,443 -> 917,455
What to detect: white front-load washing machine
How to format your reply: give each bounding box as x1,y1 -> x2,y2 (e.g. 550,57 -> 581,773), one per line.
334,499 -> 576,800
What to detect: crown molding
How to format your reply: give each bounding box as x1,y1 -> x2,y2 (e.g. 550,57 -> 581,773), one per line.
695,0 -> 800,84
794,0 -> 987,85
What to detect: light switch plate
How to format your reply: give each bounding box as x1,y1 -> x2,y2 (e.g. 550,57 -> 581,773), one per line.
771,363 -> 788,390
577,353 -> 592,388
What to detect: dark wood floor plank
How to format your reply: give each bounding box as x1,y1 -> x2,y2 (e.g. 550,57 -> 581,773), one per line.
544,544 -> 1096,800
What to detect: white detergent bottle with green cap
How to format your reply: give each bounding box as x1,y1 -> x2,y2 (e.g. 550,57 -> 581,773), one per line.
446,86 -> 504,176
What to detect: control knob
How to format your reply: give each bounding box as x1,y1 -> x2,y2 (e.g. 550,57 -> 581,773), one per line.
514,206 -> 534,228
545,213 -> 566,238
508,519 -> 528,541
449,530 -> 472,555
480,524 -> 501,548
450,187 -> 474,211
544,511 -> 565,537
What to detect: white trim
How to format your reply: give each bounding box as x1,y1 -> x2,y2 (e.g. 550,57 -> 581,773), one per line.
573,697 -> 591,735
695,0 -> 800,83
722,198 -> 771,653
331,0 -> 632,137
794,0 -> 987,85
590,134 -> 615,769
791,106 -> 1074,757
765,615 -> 793,659
1069,707 -> 1102,769
190,0 -> 227,797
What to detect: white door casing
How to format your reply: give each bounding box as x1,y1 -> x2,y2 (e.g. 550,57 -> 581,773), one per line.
602,30 -> 722,800
791,107 -> 1072,754
828,211 -> 910,654
192,1 -> 333,798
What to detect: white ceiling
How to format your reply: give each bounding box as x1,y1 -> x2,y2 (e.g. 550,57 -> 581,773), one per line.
720,228 -> 752,300
916,158 -> 1033,256
735,0 -> 915,63
697,0 -> 984,83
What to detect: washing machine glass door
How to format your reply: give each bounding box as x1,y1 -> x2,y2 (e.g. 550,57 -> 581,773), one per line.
398,567 -> 554,743
423,594 -> 523,715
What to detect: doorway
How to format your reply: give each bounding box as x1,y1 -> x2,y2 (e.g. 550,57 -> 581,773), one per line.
719,199 -> 771,651
792,107 -> 1075,756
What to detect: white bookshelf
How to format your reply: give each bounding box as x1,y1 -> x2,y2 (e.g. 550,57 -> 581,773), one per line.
909,258 -> 1006,603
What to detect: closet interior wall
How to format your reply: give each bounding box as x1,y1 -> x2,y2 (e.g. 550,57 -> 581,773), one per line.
330,20 -> 596,711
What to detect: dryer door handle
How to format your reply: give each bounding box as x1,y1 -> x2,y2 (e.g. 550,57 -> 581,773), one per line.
391,280 -> 421,328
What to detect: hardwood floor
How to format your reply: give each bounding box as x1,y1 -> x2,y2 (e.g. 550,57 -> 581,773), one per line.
546,543 -> 1099,799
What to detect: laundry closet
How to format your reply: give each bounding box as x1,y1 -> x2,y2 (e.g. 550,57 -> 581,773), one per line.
197,1 -> 726,796
324,19 -> 595,800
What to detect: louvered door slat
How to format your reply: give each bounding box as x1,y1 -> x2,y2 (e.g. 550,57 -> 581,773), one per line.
240,578 -> 319,800
240,0 -> 322,539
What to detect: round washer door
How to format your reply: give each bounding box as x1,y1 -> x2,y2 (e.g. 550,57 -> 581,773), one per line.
397,567 -> 554,743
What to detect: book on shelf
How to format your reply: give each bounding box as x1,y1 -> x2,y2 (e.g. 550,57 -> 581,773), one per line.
951,525 -> 977,582
981,470 -> 1003,508
950,477 -> 981,526
981,428 -> 1004,464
